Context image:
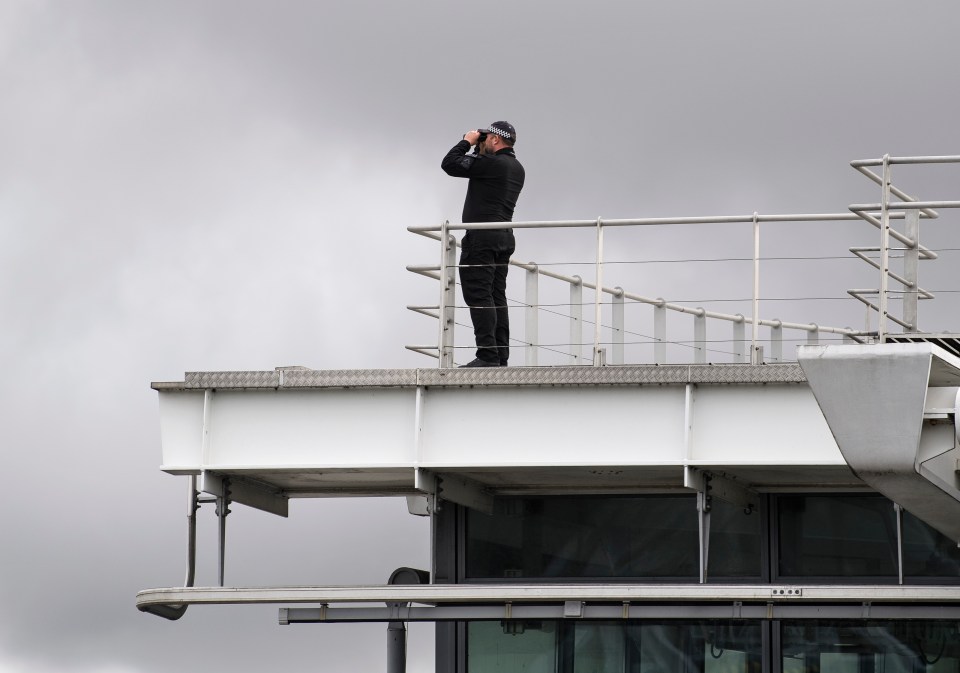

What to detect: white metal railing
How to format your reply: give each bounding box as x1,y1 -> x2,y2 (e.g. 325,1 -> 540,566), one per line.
407,155 -> 959,367
847,155 -> 960,340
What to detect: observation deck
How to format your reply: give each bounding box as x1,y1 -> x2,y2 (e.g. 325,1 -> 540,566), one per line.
138,155 -> 960,673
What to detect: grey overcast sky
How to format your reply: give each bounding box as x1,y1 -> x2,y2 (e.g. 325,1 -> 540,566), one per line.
2,1 -> 960,671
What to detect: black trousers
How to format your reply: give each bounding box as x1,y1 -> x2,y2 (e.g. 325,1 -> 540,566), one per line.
459,230 -> 516,365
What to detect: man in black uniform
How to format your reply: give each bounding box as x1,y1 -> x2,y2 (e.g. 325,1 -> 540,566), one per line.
441,121 -> 525,367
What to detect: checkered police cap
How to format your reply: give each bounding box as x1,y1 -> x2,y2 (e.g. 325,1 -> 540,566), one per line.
479,121 -> 516,142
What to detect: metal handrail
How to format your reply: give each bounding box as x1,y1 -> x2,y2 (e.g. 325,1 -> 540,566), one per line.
849,154 -> 960,339
407,154 -> 959,366
408,214 -> 868,367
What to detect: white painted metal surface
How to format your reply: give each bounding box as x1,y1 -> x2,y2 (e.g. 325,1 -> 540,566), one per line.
799,342 -> 960,542
137,583 -> 960,610
153,364 -> 845,503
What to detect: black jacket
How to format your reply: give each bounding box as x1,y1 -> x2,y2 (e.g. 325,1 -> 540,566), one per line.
441,140 -> 525,223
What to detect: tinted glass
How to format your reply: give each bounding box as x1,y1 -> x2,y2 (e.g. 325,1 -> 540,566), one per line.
466,496 -> 699,579
781,621 -> 960,672
468,621 -> 761,673
902,509 -> 960,579
465,495 -> 761,580
777,495 -> 898,579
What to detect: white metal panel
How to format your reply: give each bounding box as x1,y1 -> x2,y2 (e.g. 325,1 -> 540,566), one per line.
205,389 -> 417,467
158,391 -> 205,472
689,386 -> 842,464
418,386 -> 687,466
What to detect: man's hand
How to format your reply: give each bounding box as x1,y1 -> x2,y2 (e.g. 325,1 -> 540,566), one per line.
463,130 -> 481,145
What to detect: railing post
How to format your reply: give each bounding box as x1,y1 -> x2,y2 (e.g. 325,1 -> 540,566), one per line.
879,154 -> 892,343
593,217 -> 605,367
570,276 -> 583,365
733,315 -> 745,363
807,325 -> 819,346
654,300 -> 666,365
751,212 -> 761,364
612,288 -> 624,365
438,224 -> 457,368
694,309 -> 706,364
525,264 -> 539,367
770,321 -> 783,362
903,209 -> 920,332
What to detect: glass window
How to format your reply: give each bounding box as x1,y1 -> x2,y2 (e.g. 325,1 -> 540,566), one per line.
468,621 -> 557,673
902,509 -> 960,580
777,495 -> 898,579
465,495 -> 760,580
467,621 -> 761,673
781,621 -> 960,673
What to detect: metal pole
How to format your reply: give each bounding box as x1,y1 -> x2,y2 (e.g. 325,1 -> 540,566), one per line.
593,217 -> 605,367
879,155 -> 892,343
751,213 -> 760,364
526,265 -> 539,366
438,222 -> 456,368
612,288 -> 624,365
697,490 -> 711,584
894,502 -> 904,586
387,621 -> 406,673
216,482 -> 230,587
903,209 -> 920,332
654,300 -> 666,365
733,316 -> 745,363
570,277 -> 582,365
694,309 -> 706,364
770,321 -> 782,362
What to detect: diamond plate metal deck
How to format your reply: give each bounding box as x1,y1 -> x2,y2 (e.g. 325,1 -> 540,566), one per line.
155,363 -> 806,391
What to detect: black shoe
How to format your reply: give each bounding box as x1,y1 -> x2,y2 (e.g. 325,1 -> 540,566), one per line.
459,358 -> 499,368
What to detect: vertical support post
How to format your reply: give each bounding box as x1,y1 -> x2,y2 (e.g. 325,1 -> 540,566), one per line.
438,222 -> 457,368
694,309 -> 706,364
697,489 -> 711,584
387,621 -> 407,673
654,301 -> 666,365
879,155 -> 892,343
525,264 -> 539,367
770,321 -> 783,362
894,502 -> 904,586
593,217 -> 605,367
751,213 -> 761,364
903,209 -> 920,332
612,288 -> 624,365
216,481 -> 230,587
570,277 -> 583,365
807,325 -> 819,346
733,316 -> 745,363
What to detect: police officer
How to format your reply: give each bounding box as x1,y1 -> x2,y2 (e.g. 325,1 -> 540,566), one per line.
441,121 -> 525,367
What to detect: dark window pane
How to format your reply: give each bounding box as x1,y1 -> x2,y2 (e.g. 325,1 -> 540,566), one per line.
468,621 -> 557,673
465,496 -> 699,579
468,621 -> 761,673
781,621 -> 960,673
902,509 -> 960,579
777,495 -> 898,579
708,499 -> 762,579
465,495 -> 761,580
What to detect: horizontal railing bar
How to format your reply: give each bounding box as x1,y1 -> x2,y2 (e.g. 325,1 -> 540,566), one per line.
851,201 -> 960,211
406,265 -> 441,281
408,212 -> 877,234
404,346 -> 439,359
406,306 -> 440,319
852,155 -> 960,167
